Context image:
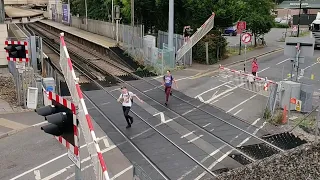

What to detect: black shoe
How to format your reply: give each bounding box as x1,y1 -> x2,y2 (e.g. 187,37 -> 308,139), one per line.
126,125 -> 131,129
165,102 -> 168,106
170,92 -> 172,96
130,117 -> 134,124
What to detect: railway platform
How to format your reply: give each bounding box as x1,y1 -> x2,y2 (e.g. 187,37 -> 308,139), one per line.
39,20 -> 118,49
5,6 -> 44,18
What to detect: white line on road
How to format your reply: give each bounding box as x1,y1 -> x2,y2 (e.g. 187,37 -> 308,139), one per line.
303,62 -> 318,71
207,84 -> 244,103
198,96 -> 204,102
226,94 -> 257,113
202,123 -> 211,128
181,131 -> 195,138
31,121 -> 48,127
188,135 -> 203,143
33,170 -> 41,180
194,81 -> 231,98
276,58 -> 290,65
193,118 -> 265,180
233,109 -> 242,116
225,84 -> 232,88
178,118 -> 262,180
110,165 -> 133,180
40,145 -> 117,180
258,67 -> 270,73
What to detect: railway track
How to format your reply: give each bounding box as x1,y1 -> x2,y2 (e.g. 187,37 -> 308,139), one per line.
27,22 -> 305,179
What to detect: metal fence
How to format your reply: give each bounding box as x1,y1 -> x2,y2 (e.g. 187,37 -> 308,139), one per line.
122,27 -> 175,75
157,30 -> 192,66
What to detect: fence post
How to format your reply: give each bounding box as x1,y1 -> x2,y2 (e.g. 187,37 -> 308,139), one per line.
316,105 -> 319,142
205,42 -> 209,65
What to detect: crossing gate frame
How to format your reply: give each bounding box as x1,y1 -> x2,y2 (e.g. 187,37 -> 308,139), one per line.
59,33 -> 110,180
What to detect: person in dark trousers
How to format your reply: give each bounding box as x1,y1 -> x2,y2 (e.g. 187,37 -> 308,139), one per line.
117,86 -> 143,128
251,57 -> 259,76
162,70 -> 178,106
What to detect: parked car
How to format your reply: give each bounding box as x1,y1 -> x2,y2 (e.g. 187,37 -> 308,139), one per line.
224,26 -> 237,36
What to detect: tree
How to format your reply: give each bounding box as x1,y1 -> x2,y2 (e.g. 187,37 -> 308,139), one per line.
240,0 -> 275,46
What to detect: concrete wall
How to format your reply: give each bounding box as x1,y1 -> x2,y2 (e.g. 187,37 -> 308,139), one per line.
217,142 -> 320,180
0,24 -> 8,67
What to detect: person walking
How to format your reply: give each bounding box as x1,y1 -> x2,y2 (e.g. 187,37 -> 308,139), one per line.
162,70 -> 178,106
251,57 -> 259,76
117,86 -> 143,128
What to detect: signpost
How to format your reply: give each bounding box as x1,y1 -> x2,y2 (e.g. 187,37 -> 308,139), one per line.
241,32 -> 252,72
237,21 -> 246,55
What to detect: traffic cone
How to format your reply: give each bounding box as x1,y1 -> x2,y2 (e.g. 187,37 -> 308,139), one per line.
282,105 -> 287,124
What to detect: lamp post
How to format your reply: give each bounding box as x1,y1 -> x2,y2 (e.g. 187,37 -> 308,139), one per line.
297,0 -> 302,37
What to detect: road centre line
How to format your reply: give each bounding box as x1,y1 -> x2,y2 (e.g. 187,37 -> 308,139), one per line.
181,131 -> 195,138
226,94 -> 257,113
194,81 -> 231,98
193,118 -> 265,180
276,58 -> 290,65
178,118 -> 262,180
258,67 -> 270,73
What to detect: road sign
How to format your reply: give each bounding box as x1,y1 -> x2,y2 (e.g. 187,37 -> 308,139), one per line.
292,26 -> 298,32
237,21 -> 246,32
290,97 -> 296,104
241,33 -> 252,44
295,100 -> 302,111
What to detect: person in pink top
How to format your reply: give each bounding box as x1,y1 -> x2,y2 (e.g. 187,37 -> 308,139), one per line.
251,57 -> 258,76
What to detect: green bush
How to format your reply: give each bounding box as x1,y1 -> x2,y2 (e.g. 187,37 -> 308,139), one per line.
274,23 -> 289,28
193,31 -> 228,64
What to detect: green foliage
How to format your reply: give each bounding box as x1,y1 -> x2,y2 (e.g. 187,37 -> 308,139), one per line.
267,110 -> 283,125
193,31 -> 228,64
274,23 -> 289,28
263,108 -> 271,120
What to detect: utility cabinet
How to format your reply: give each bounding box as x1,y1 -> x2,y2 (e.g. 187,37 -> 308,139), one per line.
279,81 -> 301,110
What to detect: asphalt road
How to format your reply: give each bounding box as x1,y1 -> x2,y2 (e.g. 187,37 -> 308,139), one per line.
0,112 -> 132,180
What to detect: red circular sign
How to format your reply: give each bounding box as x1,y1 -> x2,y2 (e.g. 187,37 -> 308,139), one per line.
241,33 -> 252,44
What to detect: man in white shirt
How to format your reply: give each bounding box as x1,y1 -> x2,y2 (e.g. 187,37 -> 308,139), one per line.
117,86 -> 143,128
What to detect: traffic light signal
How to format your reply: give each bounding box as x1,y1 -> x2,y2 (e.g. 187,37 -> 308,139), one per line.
35,101 -> 75,146
4,44 -> 27,58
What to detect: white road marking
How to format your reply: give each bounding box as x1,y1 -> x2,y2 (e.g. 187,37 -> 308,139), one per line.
210,90 -> 219,100
276,58 -> 290,65
179,118 -> 262,180
110,165 -> 133,180
143,76 -> 192,92
226,94 -> 257,113
103,138 -> 110,148
40,145 -> 117,180
303,62 -> 318,71
33,170 -> 41,180
181,131 -> 195,138
194,81 -> 231,98
202,123 -> 211,128
258,67 -> 270,73
198,96 -> 204,102
153,112 -> 173,123
207,83 -> 244,103
188,135 -> 203,143
233,109 -> 242,116
193,118 -> 265,180
32,121 -> 48,127
210,128 -> 214,132
225,84 -> 232,88
110,88 -> 120,92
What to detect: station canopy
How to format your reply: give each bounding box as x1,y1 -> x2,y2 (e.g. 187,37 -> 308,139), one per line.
277,0 -> 320,9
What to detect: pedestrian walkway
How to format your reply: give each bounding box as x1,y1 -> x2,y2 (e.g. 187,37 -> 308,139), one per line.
39,20 -> 119,49
0,99 -> 13,113
0,111 -> 45,138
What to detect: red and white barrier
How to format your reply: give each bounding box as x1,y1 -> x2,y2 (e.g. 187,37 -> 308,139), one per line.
5,40 -> 29,62
59,33 -> 110,180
